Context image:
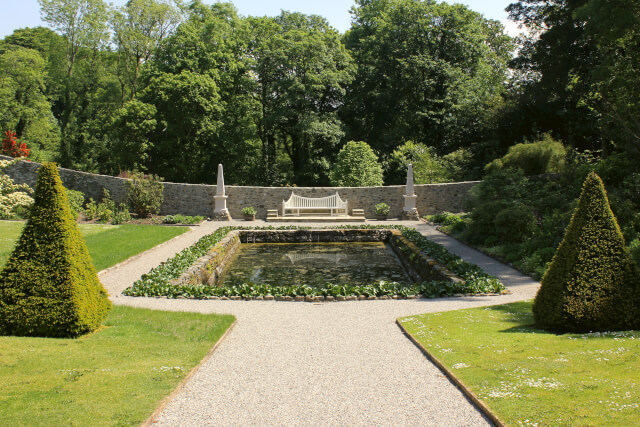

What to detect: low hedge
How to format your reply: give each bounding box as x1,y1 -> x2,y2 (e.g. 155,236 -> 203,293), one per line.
123,225 -> 505,299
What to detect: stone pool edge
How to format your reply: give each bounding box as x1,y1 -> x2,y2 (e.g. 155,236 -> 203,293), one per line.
171,228 -> 464,289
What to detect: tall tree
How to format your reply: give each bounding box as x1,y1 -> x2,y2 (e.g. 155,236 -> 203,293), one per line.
505,0 -> 601,151
38,0 -> 110,79
344,0 -> 513,157
38,0 -> 113,169
136,1 -> 257,183
112,0 -> 183,100
0,47 -> 60,160
574,0 -> 640,158
247,12 -> 354,185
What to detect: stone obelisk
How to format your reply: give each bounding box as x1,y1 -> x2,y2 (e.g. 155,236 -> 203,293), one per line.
213,163 -> 231,221
402,163 -> 419,220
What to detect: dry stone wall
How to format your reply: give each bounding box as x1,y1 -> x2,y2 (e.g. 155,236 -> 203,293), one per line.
1,156 -> 478,218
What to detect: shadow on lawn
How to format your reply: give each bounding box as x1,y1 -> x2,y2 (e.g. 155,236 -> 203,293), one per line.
491,303 -> 640,338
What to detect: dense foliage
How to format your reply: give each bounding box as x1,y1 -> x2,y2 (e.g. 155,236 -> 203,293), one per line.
2,0 -> 635,189
0,0 -> 637,255
533,173 -> 640,332
329,141 -> 383,187
0,162 -> 111,337
485,134 -> 567,175
0,0 -> 515,186
126,172 -> 163,218
123,225 -> 505,299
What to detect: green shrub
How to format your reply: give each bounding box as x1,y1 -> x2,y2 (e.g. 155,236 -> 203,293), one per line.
518,247 -> 556,279
374,203 -> 390,215
96,189 -> 116,223
427,212 -> 467,233
241,207 -> 256,216
163,214 -> 206,225
442,213 -> 467,233
126,173 -> 164,218
469,168 -> 529,204
427,212 -> 450,223
0,162 -> 112,337
330,141 -> 383,187
485,134 -> 567,175
493,204 -> 537,243
467,200 -> 509,244
65,188 -> 85,220
111,203 -> 132,225
163,214 -> 180,224
84,198 -> 97,220
533,172 -> 640,333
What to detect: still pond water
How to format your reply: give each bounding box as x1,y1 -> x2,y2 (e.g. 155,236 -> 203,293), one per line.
220,242 -> 411,286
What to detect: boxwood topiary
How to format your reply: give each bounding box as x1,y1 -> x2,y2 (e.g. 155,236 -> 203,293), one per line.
533,172 -> 640,333
0,162 -> 112,337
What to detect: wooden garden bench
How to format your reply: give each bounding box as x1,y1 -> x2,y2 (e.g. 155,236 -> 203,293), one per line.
282,192 -> 348,216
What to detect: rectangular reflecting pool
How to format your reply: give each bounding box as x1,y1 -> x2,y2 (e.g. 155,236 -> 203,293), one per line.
220,242 -> 411,286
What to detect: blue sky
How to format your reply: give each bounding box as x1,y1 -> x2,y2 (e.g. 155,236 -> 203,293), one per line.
0,0 -> 521,39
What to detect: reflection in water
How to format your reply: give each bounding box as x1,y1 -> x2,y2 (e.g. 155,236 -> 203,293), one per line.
221,242 -> 410,287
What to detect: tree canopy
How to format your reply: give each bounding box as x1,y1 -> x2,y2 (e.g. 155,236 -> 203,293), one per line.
0,0 -> 636,189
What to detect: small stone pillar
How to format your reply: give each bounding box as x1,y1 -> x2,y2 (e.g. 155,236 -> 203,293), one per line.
213,163 -> 231,221
402,163 -> 420,220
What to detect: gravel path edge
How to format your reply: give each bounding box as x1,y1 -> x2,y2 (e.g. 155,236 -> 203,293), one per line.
141,319 -> 237,427
396,318 -> 508,427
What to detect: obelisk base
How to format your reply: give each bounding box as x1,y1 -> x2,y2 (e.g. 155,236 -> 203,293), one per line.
213,195 -> 231,221
403,194 -> 419,220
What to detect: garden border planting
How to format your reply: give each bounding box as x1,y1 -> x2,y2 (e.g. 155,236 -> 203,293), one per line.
123,225 -> 506,300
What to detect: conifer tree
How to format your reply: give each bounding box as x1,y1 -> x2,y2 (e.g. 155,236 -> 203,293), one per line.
0,162 -> 111,337
533,172 -> 640,332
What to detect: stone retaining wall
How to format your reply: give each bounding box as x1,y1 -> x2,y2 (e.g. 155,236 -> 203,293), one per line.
2,156 -> 478,218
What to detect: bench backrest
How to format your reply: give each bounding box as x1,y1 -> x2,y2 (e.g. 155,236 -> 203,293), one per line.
283,192 -> 347,209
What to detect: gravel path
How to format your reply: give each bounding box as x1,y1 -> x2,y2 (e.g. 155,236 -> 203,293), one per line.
100,220 -> 540,426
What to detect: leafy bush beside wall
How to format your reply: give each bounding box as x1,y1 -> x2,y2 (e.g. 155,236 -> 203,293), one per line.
127,172 -> 163,218
485,134 -> 567,175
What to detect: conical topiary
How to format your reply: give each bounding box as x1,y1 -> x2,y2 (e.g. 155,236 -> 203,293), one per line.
0,162 -> 111,337
533,172 -> 640,333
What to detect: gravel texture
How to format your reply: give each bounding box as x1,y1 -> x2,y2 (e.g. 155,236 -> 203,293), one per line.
99,220 -> 540,426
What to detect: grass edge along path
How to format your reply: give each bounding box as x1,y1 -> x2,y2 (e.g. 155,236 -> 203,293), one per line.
398,301 -> 640,426
0,221 -> 188,271
396,319 -> 507,427
0,305 -> 235,426
123,225 -> 506,299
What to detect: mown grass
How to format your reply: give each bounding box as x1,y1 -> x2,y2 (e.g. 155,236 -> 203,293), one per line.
0,306 -> 235,426
0,221 -> 187,271
399,301 -> 640,426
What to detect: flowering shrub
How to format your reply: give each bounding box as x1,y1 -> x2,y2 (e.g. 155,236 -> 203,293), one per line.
2,131 -> 30,158
0,158 -> 34,219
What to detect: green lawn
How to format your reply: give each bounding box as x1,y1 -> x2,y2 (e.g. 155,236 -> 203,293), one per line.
0,221 -> 187,271
399,301 -> 640,426
0,305 -> 234,426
